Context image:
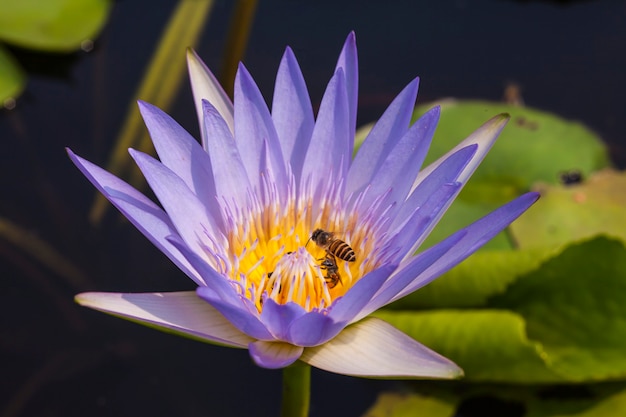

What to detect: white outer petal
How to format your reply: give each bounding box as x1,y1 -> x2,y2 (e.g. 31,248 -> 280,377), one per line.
412,113 -> 509,190
187,49 -> 234,141
75,291 -> 253,348
300,317 -> 463,379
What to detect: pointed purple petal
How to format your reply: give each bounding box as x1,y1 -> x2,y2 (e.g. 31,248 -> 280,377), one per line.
388,182 -> 462,261
167,234 -> 279,342
353,230 -> 466,322
394,144 -> 477,225
75,291 -> 253,348
249,341 -> 303,369
197,286 -> 274,341
346,78 -> 419,197
300,69 -> 350,192
202,100 -> 252,208
335,31 -> 358,149
328,264 -> 396,324
234,63 -> 287,195
415,113 -> 509,189
67,149 -> 204,285
300,317 -> 463,378
271,46 -> 314,182
390,144 -> 477,252
138,101 -> 223,229
129,150 -> 225,258
357,106 -> 440,211
391,192 -> 540,302
396,115 -> 511,260
166,235 -> 240,301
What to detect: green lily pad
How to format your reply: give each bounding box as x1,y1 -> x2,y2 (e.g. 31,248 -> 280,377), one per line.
421,196 -> 519,251
381,237 -> 626,383
510,169 -> 626,248
363,392 -> 457,417
0,45 -> 25,103
489,236 -> 626,382
526,388 -> 626,417
410,100 -> 610,250
0,0 -> 111,52
388,245 -> 558,310
374,309 -> 559,383
371,382 -> 626,417
415,100 -> 610,193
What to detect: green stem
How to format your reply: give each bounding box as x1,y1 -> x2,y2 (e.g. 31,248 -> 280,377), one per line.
220,0 -> 258,99
280,362 -> 311,417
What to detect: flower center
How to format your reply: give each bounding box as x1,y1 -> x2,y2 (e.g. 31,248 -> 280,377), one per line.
211,187 -> 386,312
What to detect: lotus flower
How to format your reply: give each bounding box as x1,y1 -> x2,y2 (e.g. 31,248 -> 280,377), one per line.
68,32 -> 538,378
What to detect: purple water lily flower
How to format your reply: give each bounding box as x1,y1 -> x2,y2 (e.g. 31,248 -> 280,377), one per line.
69,32 -> 537,378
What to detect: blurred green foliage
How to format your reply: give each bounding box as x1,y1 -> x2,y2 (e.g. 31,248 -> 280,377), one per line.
0,45 -> 25,105
0,0 -> 112,103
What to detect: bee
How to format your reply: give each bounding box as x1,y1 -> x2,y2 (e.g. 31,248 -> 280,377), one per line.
307,229 -> 356,262
319,253 -> 342,289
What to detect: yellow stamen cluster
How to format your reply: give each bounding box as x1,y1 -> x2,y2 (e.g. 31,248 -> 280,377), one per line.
217,196 -> 380,312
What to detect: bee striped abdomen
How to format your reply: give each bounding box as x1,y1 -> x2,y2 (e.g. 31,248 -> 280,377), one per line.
327,240 -> 356,262
308,228 -> 356,263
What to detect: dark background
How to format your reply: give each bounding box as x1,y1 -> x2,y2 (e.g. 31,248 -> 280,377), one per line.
2,1 -> 625,416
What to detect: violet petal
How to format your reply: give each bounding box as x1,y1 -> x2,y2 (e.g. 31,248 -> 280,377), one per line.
248,340 -> 303,369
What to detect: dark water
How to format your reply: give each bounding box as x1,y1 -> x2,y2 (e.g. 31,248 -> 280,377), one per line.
1,1 -> 625,416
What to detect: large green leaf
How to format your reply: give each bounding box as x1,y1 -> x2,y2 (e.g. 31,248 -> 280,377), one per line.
408,100 -> 610,250
414,100 -> 610,193
379,237 -> 626,383
0,0 -> 111,51
490,237 -> 626,382
0,45 -> 25,102
510,170 -> 626,248
374,309 -> 559,383
387,246 -> 558,310
369,385 -> 626,417
526,388 -> 626,417
363,392 -> 457,417
423,197 -> 516,251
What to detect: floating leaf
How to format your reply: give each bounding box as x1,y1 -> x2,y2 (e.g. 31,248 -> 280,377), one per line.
526,387 -> 626,417
374,309 -> 559,383
388,246 -> 557,310
0,45 -> 25,103
0,0 -> 112,52
510,169 -> 626,248
363,392 -> 457,417
414,100 -> 610,193
490,237 -> 626,382
381,237 -> 626,383
418,196 -> 517,251
410,100 -> 610,250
